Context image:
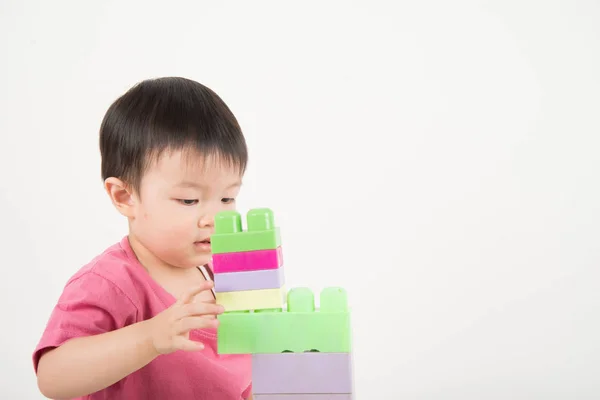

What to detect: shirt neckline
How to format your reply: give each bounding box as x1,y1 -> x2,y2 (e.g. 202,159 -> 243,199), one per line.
119,235 -> 218,338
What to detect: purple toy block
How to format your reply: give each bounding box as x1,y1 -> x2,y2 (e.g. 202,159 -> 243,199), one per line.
212,246 -> 283,273
214,267 -> 284,292
252,352 -> 353,394
254,395 -> 353,400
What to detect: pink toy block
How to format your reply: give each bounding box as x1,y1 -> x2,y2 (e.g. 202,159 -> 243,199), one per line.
253,395 -> 353,399
252,352 -> 353,394
214,267 -> 284,292
212,246 -> 283,273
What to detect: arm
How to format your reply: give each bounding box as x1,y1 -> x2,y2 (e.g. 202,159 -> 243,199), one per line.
35,281 -> 221,399
36,319 -> 157,399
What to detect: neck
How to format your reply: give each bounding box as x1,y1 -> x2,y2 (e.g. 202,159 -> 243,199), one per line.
127,232 -> 193,279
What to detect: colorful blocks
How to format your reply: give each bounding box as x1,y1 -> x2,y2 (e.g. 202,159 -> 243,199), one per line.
212,247 -> 283,273
213,207 -> 354,398
211,208 -> 281,254
215,287 -> 286,312
212,208 -> 285,312
217,287 -> 351,354
214,267 -> 285,292
252,352 -> 353,394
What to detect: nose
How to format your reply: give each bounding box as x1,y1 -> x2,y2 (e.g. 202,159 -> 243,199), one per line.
198,212 -> 215,229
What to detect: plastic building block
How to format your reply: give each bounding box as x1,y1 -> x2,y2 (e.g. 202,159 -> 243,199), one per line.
215,287 -> 286,312
253,396 -> 353,400
214,267 -> 285,292
217,287 -> 351,354
252,352 -> 353,394
211,208 -> 281,254
212,246 -> 283,273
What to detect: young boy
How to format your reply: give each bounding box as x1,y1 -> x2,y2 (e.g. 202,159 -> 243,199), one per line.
33,77 -> 253,399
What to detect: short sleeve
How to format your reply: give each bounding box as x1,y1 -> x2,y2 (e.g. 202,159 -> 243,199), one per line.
32,271 -> 138,372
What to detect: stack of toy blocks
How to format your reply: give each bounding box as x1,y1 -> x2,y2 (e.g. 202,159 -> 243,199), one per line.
212,208 -> 355,400
211,208 -> 286,312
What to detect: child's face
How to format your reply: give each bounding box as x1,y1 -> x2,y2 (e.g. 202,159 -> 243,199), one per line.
130,150 -> 242,269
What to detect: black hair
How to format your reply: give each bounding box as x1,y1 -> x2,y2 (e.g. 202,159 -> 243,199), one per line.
99,77 -> 247,192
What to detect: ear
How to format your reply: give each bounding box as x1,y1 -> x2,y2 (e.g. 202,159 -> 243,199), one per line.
104,177 -> 137,218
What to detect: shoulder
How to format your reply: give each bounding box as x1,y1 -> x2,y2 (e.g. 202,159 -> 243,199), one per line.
59,237 -> 144,313
32,238 -> 145,371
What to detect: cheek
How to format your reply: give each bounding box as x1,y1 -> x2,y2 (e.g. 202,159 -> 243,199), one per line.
138,203 -> 155,221
136,199 -> 196,236
136,202 -> 165,226
223,202 -> 237,211
157,205 -> 197,231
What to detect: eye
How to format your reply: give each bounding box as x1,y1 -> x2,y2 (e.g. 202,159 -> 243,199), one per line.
221,198 -> 235,204
177,199 -> 198,206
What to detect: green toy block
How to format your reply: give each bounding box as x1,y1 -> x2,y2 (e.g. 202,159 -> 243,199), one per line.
214,210 -> 243,234
247,207 -> 275,231
217,287 -> 351,354
211,208 -> 281,254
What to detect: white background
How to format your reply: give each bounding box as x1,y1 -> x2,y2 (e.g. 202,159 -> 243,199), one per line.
1,1 -> 599,399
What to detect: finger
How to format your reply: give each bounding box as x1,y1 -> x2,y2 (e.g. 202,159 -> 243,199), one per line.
175,301 -> 224,319
184,301 -> 224,317
176,302 -> 224,321
174,316 -> 219,335
174,336 -> 205,352
177,281 -> 214,305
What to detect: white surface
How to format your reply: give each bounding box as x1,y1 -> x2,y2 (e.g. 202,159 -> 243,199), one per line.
1,1 -> 599,399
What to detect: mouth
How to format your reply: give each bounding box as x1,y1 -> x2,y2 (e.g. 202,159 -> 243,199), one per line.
194,238 -> 211,249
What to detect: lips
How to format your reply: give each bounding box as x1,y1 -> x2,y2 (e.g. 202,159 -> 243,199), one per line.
194,238 -> 212,251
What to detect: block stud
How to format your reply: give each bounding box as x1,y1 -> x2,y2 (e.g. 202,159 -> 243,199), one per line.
214,211 -> 242,234
287,287 -> 315,312
320,287 -> 348,312
247,208 -> 275,232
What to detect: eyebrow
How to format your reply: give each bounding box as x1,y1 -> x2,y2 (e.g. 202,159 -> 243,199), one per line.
176,181 -> 242,189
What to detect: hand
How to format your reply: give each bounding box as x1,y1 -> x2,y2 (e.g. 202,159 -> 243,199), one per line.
145,280 -> 224,355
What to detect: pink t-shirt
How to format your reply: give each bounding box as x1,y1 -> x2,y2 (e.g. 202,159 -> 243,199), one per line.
33,236 -> 252,399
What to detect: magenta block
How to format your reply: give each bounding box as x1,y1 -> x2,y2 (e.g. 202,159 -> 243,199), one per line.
252,352 -> 353,394
214,267 -> 285,292
254,395 -> 353,399
212,246 -> 283,273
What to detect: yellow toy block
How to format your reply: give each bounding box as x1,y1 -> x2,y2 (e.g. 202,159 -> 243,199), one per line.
216,287 -> 287,312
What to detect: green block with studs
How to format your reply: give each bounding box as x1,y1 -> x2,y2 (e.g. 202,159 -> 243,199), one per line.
211,208 -> 282,254
217,287 -> 352,354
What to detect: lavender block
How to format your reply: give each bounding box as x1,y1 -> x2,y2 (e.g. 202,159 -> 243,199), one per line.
252,352 -> 353,394
254,395 -> 353,400
214,267 -> 284,292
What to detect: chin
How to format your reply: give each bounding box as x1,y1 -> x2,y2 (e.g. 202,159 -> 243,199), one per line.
160,246 -> 211,268
189,254 -> 211,267
163,254 -> 210,269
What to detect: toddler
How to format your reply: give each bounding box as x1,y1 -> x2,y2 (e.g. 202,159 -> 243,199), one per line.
33,77 -> 253,399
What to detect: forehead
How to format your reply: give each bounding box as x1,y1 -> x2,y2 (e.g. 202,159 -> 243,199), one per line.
143,149 -> 242,185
